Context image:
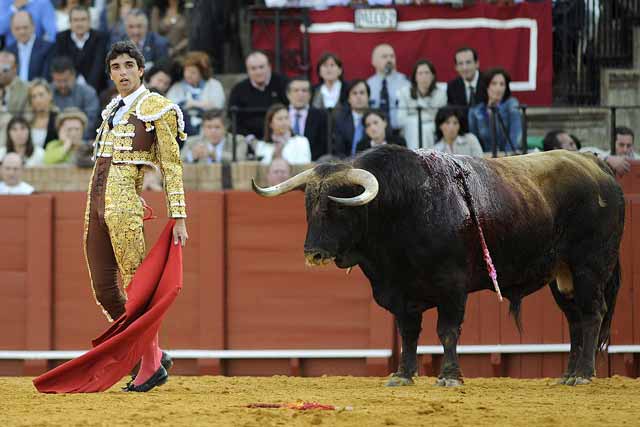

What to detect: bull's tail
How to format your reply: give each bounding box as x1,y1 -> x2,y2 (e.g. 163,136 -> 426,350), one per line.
509,298 -> 523,334
598,259 -> 621,351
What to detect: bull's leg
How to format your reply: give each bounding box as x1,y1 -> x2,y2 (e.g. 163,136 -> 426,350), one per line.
570,269 -> 606,385
435,293 -> 467,387
386,310 -> 422,387
549,282 -> 583,384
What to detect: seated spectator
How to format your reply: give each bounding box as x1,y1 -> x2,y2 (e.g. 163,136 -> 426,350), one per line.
149,0 -> 188,61
255,103 -> 311,165
333,79 -> 370,158
0,152 -> 33,194
182,109 -> 248,164
54,5 -> 109,93
0,0 -> 56,45
397,59 -> 447,150
0,50 -> 28,116
266,157 -> 291,187
104,0 -> 142,46
468,68 -> 522,153
545,127 -> 634,177
227,50 -> 288,139
43,107 -> 89,165
367,43 -> 409,134
311,52 -> 348,111
50,55 -> 99,140
433,106 -> 483,157
5,116 -> 44,166
26,78 -> 58,149
542,129 -> 577,152
447,46 -> 485,107
120,8 -> 168,70
6,10 -> 53,81
287,77 -> 328,161
144,63 -> 174,96
355,109 -> 406,154
167,51 -> 225,135
55,0 -> 100,32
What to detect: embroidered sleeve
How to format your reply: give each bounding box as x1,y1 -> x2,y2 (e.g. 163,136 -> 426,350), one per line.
154,109 -> 187,218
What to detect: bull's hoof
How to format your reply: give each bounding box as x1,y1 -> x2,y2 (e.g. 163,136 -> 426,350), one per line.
572,376 -> 592,386
435,378 -> 463,387
556,376 -> 570,385
385,375 -> 414,387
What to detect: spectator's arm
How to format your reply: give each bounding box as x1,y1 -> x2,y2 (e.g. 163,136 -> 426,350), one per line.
507,98 -> 522,150
42,1 -> 57,42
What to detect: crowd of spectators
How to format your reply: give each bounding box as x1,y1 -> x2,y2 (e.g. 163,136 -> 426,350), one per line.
0,0 -> 635,195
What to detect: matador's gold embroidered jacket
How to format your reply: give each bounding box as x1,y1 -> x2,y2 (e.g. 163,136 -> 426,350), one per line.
93,89 -> 187,218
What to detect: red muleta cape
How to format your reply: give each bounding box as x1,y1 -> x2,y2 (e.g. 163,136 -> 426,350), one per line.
33,220 -> 182,393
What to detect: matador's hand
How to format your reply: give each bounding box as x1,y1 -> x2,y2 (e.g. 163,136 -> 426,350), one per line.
173,218 -> 188,247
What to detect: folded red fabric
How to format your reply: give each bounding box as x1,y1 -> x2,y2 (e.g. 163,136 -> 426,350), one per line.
33,220 -> 182,393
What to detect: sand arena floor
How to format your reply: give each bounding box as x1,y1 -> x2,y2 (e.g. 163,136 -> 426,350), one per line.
2,375 -> 640,426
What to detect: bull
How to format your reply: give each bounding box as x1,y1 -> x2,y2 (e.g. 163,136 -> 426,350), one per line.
253,146 -> 624,387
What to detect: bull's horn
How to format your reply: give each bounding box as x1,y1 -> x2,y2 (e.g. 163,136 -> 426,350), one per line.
252,167 -> 315,197
328,169 -> 379,207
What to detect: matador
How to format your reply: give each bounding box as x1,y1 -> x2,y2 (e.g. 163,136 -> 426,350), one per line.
84,40 -> 188,392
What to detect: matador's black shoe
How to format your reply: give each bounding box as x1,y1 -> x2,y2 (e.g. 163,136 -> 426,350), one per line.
124,352 -> 173,390
123,366 -> 168,392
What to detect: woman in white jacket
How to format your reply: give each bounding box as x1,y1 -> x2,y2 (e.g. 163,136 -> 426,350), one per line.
397,59 -> 447,150
255,104 -> 311,165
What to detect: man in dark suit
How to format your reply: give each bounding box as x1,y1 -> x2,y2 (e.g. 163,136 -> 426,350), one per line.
121,8 -> 168,70
332,79 -> 370,158
227,50 -> 288,139
286,77 -> 328,161
54,5 -> 109,93
6,10 -> 52,81
446,47 -> 484,107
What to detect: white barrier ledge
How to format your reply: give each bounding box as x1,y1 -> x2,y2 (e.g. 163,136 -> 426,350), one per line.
0,349 -> 393,360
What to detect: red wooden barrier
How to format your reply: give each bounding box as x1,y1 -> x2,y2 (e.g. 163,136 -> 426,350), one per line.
0,163 -> 639,378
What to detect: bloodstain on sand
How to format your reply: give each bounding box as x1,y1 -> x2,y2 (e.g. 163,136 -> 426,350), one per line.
2,376 -> 640,426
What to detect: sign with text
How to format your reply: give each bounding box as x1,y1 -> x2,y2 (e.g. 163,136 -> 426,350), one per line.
354,8 -> 398,30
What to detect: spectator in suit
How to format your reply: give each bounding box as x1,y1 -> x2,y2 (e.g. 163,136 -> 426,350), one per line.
468,67 -> 522,153
121,8 -> 169,70
50,55 -> 99,140
397,59 -> 447,150
255,103 -> 311,165
447,47 -> 485,108
227,50 -> 288,139
332,79 -> 370,158
5,115 -> 44,166
0,152 -> 34,194
366,43 -> 409,133
0,50 -> 28,116
182,109 -> 248,164
433,106 -> 483,157
6,11 -> 53,81
0,0 -> 56,46
54,5 -> 109,93
104,0 -> 143,45
311,52 -> 348,111
286,77 -> 328,161
355,109 -> 406,154
167,51 -> 225,136
26,78 -> 57,148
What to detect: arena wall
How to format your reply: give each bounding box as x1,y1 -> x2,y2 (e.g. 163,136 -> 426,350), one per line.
1,163 -> 639,379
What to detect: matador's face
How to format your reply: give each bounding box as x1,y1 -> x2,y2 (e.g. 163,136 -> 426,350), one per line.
109,53 -> 144,97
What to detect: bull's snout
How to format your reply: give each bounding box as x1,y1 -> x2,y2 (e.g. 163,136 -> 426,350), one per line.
304,248 -> 335,266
